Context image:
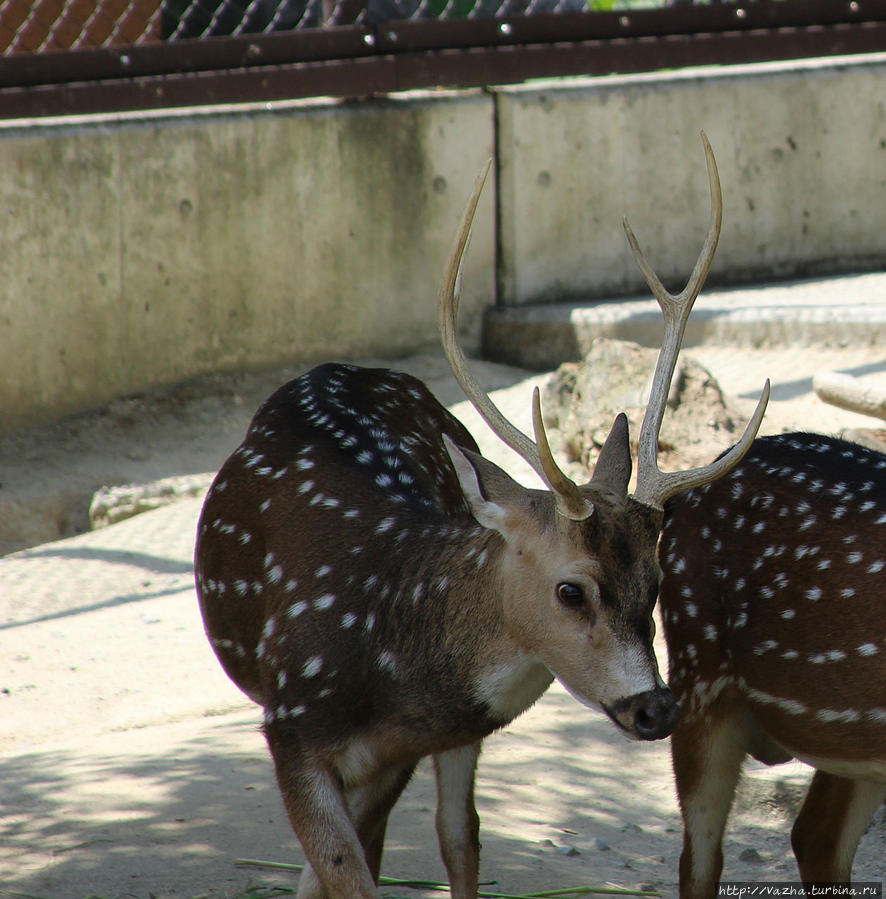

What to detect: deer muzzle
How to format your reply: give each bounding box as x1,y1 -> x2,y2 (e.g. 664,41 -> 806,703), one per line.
604,686 -> 680,741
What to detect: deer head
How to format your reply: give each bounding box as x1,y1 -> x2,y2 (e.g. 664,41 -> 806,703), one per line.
438,134 -> 769,733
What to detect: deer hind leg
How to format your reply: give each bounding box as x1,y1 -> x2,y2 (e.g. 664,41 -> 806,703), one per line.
792,771 -> 886,883
268,742 -> 379,899
293,762 -> 416,899
294,865 -> 324,899
350,763 -> 417,882
433,742 -> 482,899
672,711 -> 750,899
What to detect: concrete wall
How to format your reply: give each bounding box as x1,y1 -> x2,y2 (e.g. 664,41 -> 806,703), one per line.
2,52 -> 885,431
496,55 -> 886,305
0,92 -> 496,431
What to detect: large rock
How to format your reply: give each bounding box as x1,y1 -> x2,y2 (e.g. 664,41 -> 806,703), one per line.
543,338 -> 742,486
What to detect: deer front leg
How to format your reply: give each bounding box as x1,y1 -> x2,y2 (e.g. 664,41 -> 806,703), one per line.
792,771 -> 886,883
672,712 -> 749,899
433,742 -> 482,899
268,741 -> 379,899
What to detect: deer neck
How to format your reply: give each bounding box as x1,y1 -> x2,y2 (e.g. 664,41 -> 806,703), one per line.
439,523 -> 554,724
384,517 -> 553,728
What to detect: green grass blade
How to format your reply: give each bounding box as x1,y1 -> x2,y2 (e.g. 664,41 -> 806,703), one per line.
233,858 -> 661,898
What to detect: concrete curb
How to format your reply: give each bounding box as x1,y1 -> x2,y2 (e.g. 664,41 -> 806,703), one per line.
484,272 -> 886,370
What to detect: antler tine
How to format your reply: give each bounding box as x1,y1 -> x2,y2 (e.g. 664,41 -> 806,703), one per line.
531,388 -> 593,521
440,161 -> 591,519
438,160 -> 538,472
628,133 -> 768,508
641,379 -> 770,507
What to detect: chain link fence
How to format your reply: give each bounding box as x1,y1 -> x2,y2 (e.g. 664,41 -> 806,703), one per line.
0,1 -> 882,117
160,0 -> 659,36
0,0 -> 755,55
1,1 -> 160,54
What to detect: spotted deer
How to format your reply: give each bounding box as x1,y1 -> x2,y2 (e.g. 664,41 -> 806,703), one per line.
660,432 -> 886,896
194,136 -> 768,898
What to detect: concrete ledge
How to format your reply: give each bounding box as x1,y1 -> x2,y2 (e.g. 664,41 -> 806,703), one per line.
484,272 -> 886,370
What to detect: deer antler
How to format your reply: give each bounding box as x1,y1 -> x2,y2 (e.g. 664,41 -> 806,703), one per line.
628,132 -> 770,509
442,138 -> 768,519
438,160 -> 593,521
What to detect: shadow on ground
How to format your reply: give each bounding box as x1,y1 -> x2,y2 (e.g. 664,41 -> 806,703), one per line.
5,689 -> 883,899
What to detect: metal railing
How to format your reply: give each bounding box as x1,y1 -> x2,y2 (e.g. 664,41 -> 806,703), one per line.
0,1 -> 884,118
0,1 -> 672,52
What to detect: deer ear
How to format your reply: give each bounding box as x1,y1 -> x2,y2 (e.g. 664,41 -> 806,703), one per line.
444,435 -> 525,534
590,412 -> 632,496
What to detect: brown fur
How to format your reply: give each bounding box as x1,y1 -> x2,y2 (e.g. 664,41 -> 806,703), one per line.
196,363 -> 676,899
661,432 -> 886,896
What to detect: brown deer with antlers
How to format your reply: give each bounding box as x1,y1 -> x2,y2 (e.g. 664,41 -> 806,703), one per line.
194,136 -> 768,898
661,432 -> 886,896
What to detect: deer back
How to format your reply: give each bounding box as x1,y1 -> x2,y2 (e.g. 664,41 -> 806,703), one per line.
196,363 -> 483,717
660,432 -> 886,768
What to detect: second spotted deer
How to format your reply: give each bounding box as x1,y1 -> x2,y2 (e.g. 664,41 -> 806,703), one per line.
661,432 -> 886,896
195,137 -> 768,898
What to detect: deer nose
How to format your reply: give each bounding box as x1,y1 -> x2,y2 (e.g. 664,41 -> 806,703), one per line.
605,686 -> 680,741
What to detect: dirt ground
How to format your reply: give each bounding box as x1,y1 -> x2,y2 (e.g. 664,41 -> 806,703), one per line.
2,345 -> 885,898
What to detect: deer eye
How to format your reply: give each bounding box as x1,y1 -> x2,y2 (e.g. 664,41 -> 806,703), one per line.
556,582 -> 584,608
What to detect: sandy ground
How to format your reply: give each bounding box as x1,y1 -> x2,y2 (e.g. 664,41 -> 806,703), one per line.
2,345 -> 886,898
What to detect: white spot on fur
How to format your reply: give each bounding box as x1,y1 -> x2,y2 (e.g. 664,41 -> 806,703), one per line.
816,707 -> 860,724
302,656 -> 323,678
313,593 -> 336,610
377,650 -> 398,675
744,685 -> 808,716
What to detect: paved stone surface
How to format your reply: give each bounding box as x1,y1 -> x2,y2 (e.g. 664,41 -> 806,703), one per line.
3,283 -> 886,897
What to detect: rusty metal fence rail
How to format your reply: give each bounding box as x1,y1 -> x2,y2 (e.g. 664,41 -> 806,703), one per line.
0,1 -> 884,118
